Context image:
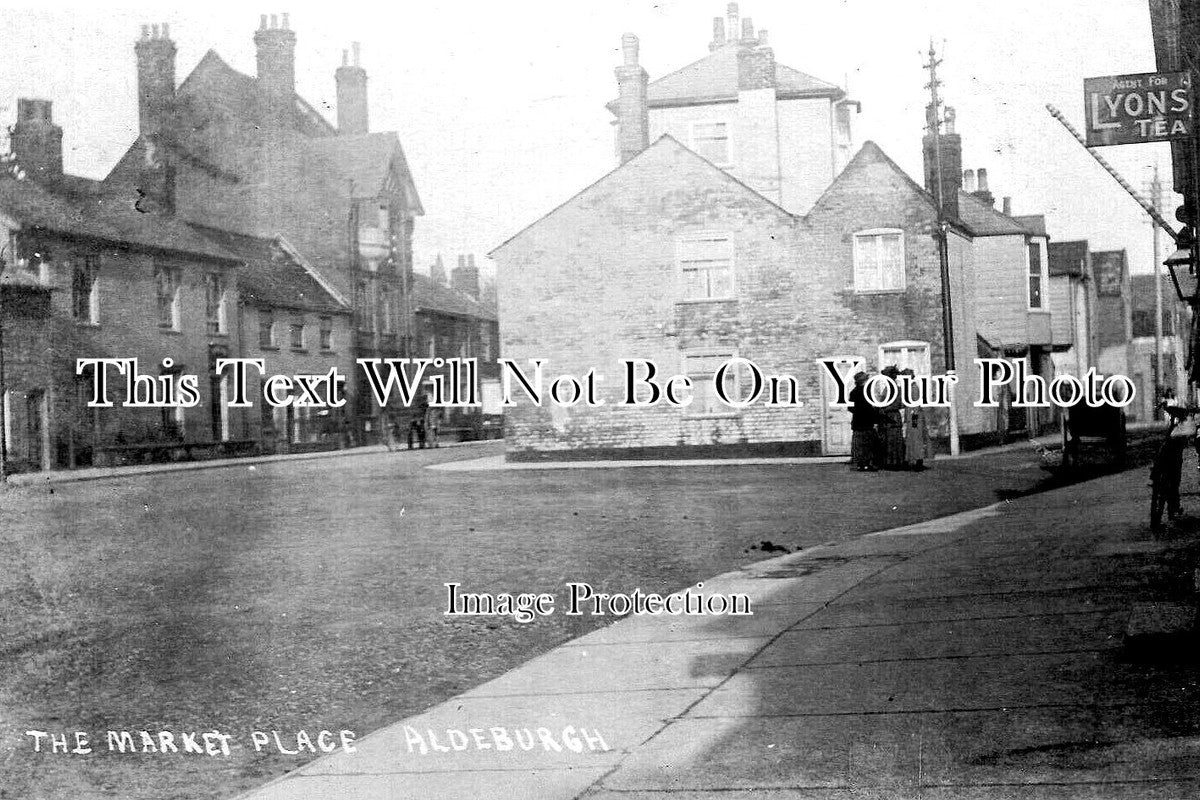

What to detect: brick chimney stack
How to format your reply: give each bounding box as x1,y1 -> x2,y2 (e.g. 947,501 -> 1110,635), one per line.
922,104 -> 962,219
254,13 -> 296,128
709,16 -> 726,51
336,42 -> 369,136
614,33 -> 649,165
11,99 -> 63,183
135,22 -> 176,137
452,254 -> 481,299
973,167 -> 995,208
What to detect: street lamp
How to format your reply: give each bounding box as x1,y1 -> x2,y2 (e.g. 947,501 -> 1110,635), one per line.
1164,238 -> 1200,302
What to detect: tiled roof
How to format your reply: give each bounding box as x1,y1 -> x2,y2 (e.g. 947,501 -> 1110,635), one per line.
1048,240 -> 1088,277
188,224 -> 348,313
956,191 -> 1033,237
412,272 -> 497,321
609,44 -> 843,110
0,174 -> 238,263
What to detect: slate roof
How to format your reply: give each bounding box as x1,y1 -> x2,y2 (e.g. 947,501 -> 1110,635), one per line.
180,49 -> 337,138
609,44 -> 844,111
1013,214 -> 1047,236
305,132 -> 424,209
1048,240 -> 1088,277
0,173 -> 239,263
188,224 -> 348,313
413,272 -> 497,321
957,190 -> 1035,237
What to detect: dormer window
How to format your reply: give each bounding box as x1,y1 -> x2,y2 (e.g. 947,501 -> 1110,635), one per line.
691,122 -> 730,166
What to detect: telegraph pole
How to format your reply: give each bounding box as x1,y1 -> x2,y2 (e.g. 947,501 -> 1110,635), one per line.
923,40 -> 959,455
1152,163 -> 1165,416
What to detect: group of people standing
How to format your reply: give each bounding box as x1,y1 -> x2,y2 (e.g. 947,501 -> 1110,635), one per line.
848,366 -> 934,472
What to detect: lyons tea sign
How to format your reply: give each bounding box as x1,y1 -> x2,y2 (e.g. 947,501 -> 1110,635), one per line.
1084,71 -> 1192,146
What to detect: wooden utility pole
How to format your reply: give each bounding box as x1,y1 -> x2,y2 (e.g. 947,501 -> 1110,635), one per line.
923,40 -> 959,456
1152,163 -> 1165,416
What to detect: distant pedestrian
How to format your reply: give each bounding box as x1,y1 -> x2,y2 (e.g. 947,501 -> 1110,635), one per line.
901,368 -> 933,469
877,365 -> 905,470
849,371 -> 878,471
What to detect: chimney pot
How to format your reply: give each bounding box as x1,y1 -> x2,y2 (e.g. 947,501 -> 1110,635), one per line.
259,14 -> 267,29
141,24 -> 150,39
151,23 -> 159,38
282,12 -> 289,29
944,106 -> 956,135
727,3 -> 739,40
162,22 -> 170,38
342,48 -> 348,66
352,40 -> 361,66
1002,196 -> 1012,215
977,167 -> 989,191
621,33 -> 639,67
742,17 -> 754,41
758,28 -> 768,45
457,255 -> 466,269
963,169 -> 976,193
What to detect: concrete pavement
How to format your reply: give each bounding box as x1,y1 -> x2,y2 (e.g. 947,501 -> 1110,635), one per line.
233,460 -> 1200,799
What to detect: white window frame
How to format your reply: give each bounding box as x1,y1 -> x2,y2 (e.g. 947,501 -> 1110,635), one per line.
682,351 -> 743,418
852,228 -> 906,293
676,231 -> 735,302
319,316 -> 334,351
689,121 -> 732,167
154,264 -> 182,330
205,272 -> 227,335
878,340 -> 931,375
1026,237 -> 1049,311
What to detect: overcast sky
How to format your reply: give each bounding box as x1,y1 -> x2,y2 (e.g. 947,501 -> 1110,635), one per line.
0,0 -> 1176,277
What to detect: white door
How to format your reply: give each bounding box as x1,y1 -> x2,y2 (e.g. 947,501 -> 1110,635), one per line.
819,357 -> 862,456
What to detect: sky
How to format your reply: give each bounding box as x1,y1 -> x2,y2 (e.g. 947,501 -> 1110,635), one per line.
0,0 -> 1178,278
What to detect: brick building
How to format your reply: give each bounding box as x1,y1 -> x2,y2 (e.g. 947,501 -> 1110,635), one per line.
410,254 -> 501,441
0,103 -> 246,471
491,5 -> 1080,459
103,18 -> 424,441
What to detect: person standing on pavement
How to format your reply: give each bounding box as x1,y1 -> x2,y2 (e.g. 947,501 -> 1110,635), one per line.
849,371 -> 878,471
900,368 -> 933,470
877,365 -> 906,470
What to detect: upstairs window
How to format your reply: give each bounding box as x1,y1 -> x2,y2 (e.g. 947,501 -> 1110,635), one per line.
677,233 -> 734,301
319,317 -> 334,351
204,273 -> 226,335
289,320 -> 305,350
154,264 -> 182,329
259,309 -> 276,348
1027,239 -> 1046,310
72,257 -> 100,324
381,286 -> 395,334
691,122 -> 730,165
853,229 -> 905,292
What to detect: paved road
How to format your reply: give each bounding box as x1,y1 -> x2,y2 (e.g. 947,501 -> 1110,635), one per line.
0,442 -> 1149,799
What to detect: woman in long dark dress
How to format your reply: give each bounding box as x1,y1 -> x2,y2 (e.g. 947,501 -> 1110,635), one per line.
878,365 -> 906,469
848,372 -> 878,471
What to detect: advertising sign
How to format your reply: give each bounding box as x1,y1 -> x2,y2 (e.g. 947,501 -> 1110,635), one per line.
1084,71 -> 1192,146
